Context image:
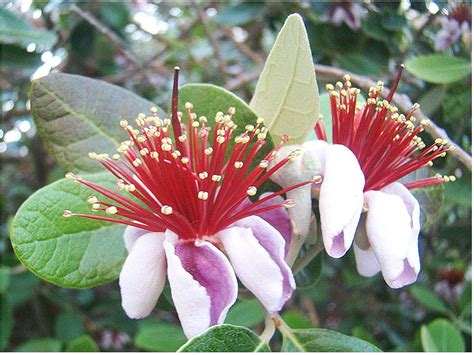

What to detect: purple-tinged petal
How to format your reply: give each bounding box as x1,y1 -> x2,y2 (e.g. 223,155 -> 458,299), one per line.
123,226 -> 149,252
364,190 -> 419,288
218,217 -> 295,314
319,144 -> 365,258
256,192 -> 292,256
119,232 -> 166,319
163,231 -> 237,339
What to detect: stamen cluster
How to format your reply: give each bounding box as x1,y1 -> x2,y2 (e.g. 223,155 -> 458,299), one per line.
64,69 -> 312,240
315,68 -> 455,191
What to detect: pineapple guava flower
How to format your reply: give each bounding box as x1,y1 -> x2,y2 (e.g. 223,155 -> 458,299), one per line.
271,67 -> 455,288
63,68 -> 314,338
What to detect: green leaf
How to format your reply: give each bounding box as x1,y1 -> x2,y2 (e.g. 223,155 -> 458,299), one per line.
0,296 -> 12,350
178,325 -> 270,352
30,73 -> 165,173
66,335 -> 100,352
215,3 -> 265,26
11,172 -> 127,288
0,266 -> 10,293
282,311 -> 313,329
405,55 -> 471,84
225,300 -> 265,328
15,338 -> 63,352
410,284 -> 450,315
0,44 -> 42,69
250,14 -> 319,145
6,271 -> 41,305
0,8 -> 57,47
294,246 -> 324,289
420,318 -> 465,352
281,328 -> 382,352
178,83 -> 273,165
135,322 -> 187,352
55,312 -> 86,342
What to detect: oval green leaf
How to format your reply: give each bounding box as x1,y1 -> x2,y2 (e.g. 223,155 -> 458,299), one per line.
15,338 -> 63,352
405,55 -> 471,84
225,300 -> 265,328
409,285 -> 449,315
11,172 -> 127,288
420,318 -> 465,352
250,14 -> 319,145
30,73 -> 165,173
66,335 -> 100,352
178,325 -> 270,352
282,328 -> 382,352
0,8 -> 57,47
135,322 -> 187,352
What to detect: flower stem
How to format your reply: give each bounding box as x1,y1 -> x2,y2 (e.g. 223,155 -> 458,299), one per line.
292,240 -> 325,274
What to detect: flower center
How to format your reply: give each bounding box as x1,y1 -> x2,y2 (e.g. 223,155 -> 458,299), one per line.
314,67 -> 455,191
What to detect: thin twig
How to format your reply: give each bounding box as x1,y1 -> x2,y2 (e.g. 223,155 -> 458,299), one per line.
191,0 -> 229,79
70,4 -> 141,66
221,27 -> 265,64
226,65 -> 472,170
314,64 -> 472,170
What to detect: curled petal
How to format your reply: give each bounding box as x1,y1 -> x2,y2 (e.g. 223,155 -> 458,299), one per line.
119,232 -> 167,319
269,141 -> 328,239
123,226 -> 149,252
218,217 -> 295,314
163,231 -> 237,338
319,144 -> 365,258
365,190 -> 420,288
354,243 -> 381,277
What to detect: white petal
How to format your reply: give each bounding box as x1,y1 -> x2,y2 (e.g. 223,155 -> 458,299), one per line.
269,141 -> 329,239
163,231 -> 237,338
354,243 -> 381,277
319,144 -> 365,258
381,183 -> 421,278
123,226 -> 149,252
119,232 -> 166,319
365,190 -> 419,288
218,222 -> 294,314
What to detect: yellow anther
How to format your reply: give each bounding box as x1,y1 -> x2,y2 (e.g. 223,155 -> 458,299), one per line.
198,191 -> 209,200
150,151 -> 159,159
65,172 -> 76,180
150,107 -> 158,114
288,149 -> 301,161
283,199 -> 295,208
204,147 -> 213,155
181,157 -> 189,164
178,135 -> 187,143
87,196 -> 98,204
256,117 -> 264,125
137,136 -> 146,143
133,159 -> 142,166
126,184 -> 136,192
91,203 -> 101,210
442,139 -> 448,145
88,152 -> 98,159
217,136 -> 225,144
113,154 -> 120,160
312,175 -> 323,184
120,120 -> 128,128
421,119 -> 430,126
427,161 -> 433,167
449,145 -> 456,152
257,132 -> 267,140
199,116 -> 208,124
140,148 -> 149,156
192,121 -> 200,128
228,107 -> 236,115
247,186 -> 257,196
449,175 -> 456,182
63,210 -> 72,217
259,160 -> 269,169
161,205 -> 173,215
106,206 -> 118,215
326,84 -> 334,91
435,138 -> 443,144
138,113 -> 146,120
245,124 -> 255,131
336,81 -> 343,89
211,174 -> 222,182
161,143 -> 172,152
234,161 -> 244,169
199,172 -> 208,179
185,102 -> 193,110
